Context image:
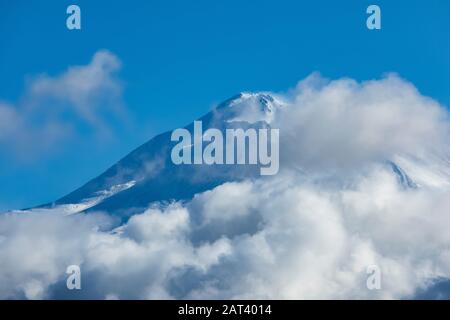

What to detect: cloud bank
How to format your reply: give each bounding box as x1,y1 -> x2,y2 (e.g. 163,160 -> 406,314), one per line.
1,74 -> 450,299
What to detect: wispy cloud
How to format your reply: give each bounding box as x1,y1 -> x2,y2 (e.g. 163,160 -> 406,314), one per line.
0,50 -> 127,160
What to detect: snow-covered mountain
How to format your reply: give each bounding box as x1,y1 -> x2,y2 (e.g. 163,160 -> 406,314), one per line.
30,92 -> 450,220
35,93 -> 282,218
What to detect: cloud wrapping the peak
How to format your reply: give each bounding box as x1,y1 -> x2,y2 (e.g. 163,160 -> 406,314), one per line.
275,73 -> 450,171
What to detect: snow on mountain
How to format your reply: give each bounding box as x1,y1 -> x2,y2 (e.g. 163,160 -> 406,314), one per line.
44,93 -> 280,218
14,181 -> 136,216
220,92 -> 286,124
32,92 -> 450,221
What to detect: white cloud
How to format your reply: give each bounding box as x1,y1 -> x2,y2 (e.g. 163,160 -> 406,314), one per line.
190,181 -> 258,223
0,50 -> 126,159
27,50 -> 123,125
0,204 -> 232,299
276,73 -> 450,172
3,165 -> 450,299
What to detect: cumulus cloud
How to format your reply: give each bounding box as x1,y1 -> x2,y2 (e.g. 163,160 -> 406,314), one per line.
2,166 -> 450,299
0,50 -> 126,159
1,74 -> 450,299
274,73 -> 450,172
0,205 -> 232,299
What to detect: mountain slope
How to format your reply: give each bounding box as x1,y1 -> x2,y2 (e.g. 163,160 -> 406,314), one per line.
51,93 -> 281,218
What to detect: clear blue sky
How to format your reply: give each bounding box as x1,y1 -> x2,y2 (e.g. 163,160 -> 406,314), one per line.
0,0 -> 449,210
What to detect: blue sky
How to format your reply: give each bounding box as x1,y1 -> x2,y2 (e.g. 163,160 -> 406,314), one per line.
0,0 -> 449,210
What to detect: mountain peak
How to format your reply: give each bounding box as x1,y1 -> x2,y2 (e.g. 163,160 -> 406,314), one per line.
216,92 -> 285,124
